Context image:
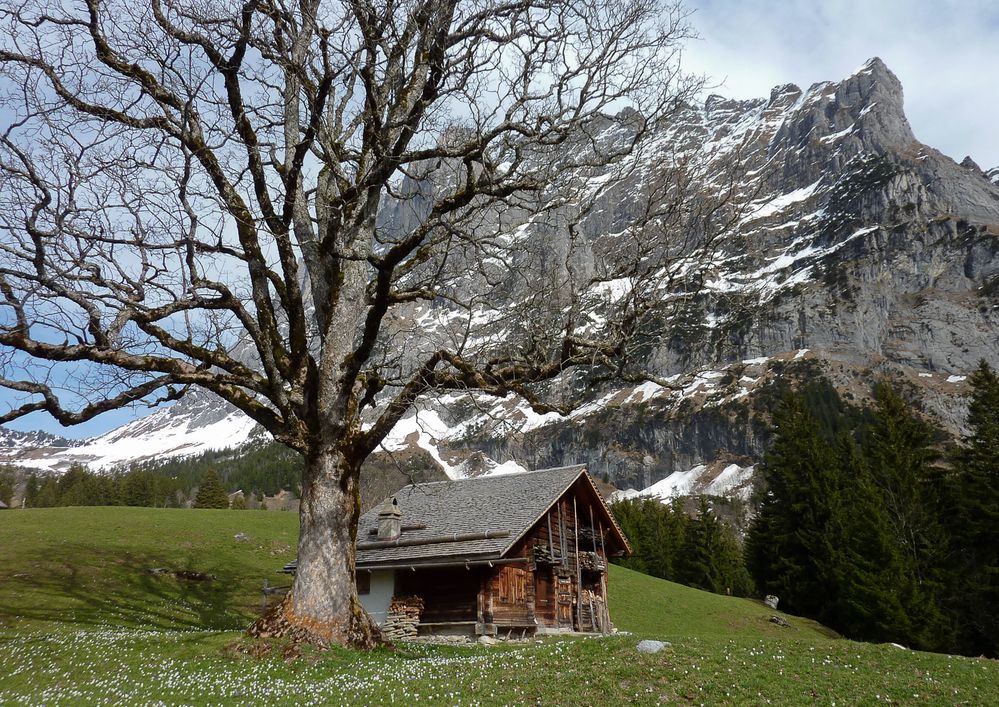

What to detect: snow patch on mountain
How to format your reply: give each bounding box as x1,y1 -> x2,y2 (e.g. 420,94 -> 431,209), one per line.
609,461 -> 756,503
739,180 -> 822,225
5,404 -> 260,473
377,407 -> 462,478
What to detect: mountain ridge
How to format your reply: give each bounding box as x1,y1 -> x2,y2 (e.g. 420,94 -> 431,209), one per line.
3,58 -> 996,500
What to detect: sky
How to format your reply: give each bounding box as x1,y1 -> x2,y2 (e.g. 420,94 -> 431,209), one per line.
683,0 -> 999,169
3,0 -> 997,441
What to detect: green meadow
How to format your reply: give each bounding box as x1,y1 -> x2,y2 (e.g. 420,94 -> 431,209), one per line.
1,507 -> 996,705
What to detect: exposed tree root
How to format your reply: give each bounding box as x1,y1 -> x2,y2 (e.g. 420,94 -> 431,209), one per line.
247,595 -> 386,650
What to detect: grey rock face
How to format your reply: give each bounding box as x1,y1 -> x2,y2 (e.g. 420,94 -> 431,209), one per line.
3,58 -> 997,501
435,56 -> 999,492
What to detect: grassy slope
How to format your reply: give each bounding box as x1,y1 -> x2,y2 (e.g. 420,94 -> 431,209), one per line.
610,564 -> 837,641
1,507 -> 996,706
0,506 -> 297,632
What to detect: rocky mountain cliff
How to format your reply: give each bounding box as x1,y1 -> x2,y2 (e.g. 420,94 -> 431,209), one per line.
3,58 -> 997,501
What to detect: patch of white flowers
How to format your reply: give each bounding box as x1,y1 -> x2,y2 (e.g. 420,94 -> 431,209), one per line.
0,626 -> 581,706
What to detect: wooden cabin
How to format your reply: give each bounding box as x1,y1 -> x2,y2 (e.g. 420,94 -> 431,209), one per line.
283,465 -> 630,637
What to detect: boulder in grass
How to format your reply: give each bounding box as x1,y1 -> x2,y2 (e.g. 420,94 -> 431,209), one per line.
636,639 -> 670,653
764,595 -> 779,609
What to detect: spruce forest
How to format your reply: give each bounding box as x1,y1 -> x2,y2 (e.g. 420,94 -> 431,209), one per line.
612,361 -> 999,658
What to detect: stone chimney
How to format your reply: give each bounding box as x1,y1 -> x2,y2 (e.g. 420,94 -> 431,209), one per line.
377,497 -> 402,541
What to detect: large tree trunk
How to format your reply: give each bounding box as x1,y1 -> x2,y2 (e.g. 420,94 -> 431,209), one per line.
249,448 -> 382,648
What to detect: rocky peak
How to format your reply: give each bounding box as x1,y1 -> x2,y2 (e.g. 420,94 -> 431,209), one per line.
767,83 -> 803,108
0,427 -> 75,450
810,57 -> 910,143
844,57 -> 903,99
759,57 -> 917,190
960,156 -> 984,173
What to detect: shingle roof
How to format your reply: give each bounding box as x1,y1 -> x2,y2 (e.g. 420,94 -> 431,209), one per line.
356,465 -> 588,567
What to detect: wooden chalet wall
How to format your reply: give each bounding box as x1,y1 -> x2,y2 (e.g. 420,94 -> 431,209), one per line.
479,477 -> 613,635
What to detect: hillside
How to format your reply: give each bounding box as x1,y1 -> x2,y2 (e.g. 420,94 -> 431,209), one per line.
2,508 -> 997,705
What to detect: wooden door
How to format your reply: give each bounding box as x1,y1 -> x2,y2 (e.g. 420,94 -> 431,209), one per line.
534,571 -> 554,626
556,576 -> 573,628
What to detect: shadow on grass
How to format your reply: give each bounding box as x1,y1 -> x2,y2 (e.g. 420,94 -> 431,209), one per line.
0,546 -> 259,632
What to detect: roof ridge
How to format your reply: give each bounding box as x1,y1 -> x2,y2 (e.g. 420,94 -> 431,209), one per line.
498,467 -> 589,556
394,464 -> 586,491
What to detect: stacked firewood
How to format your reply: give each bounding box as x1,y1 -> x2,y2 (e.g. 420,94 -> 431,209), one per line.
578,551 -> 606,572
382,596 -> 424,641
580,589 -> 607,632
533,544 -> 557,565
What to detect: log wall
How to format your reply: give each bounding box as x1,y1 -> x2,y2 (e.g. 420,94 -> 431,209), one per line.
485,478 -> 614,633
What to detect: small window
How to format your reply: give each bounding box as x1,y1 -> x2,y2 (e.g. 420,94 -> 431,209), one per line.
356,570 -> 371,595
498,567 -> 527,604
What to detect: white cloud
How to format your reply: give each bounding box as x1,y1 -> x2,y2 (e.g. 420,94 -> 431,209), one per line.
683,0 -> 999,168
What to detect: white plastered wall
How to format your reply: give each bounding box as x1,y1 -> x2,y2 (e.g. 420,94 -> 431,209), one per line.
359,569 -> 395,625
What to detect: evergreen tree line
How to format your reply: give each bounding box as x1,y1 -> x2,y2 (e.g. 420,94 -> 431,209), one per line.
611,496 -> 754,597
129,440 -> 303,499
20,466 -> 259,510
23,464 -> 189,508
0,466 -> 16,506
12,441 -> 304,510
746,362 -> 999,657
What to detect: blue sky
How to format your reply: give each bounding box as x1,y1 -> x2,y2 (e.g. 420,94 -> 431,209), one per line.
3,0 -> 997,440
684,0 -> 999,169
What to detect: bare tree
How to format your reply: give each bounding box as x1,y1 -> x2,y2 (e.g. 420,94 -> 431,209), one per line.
0,0 -> 742,646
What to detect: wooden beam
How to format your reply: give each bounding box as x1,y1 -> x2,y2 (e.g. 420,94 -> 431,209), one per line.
357,530 -> 511,551
558,501 -> 567,568
574,496 -> 582,631
547,510 -> 555,560
590,505 -> 597,552
477,574 -> 485,633
367,523 -> 427,535
358,557 -> 529,572
599,519 -> 611,632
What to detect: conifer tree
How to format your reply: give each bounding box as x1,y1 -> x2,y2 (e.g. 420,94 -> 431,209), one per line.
35,477 -> 59,507
863,382 -> 950,651
0,467 -> 15,506
120,470 -> 157,507
654,499 -> 690,580
193,470 -> 230,510
24,473 -> 39,507
950,361 -> 999,655
676,497 -> 753,596
746,392 -> 842,618
676,497 -> 725,593
825,433 -> 910,642
610,497 -> 683,577
56,464 -> 92,506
